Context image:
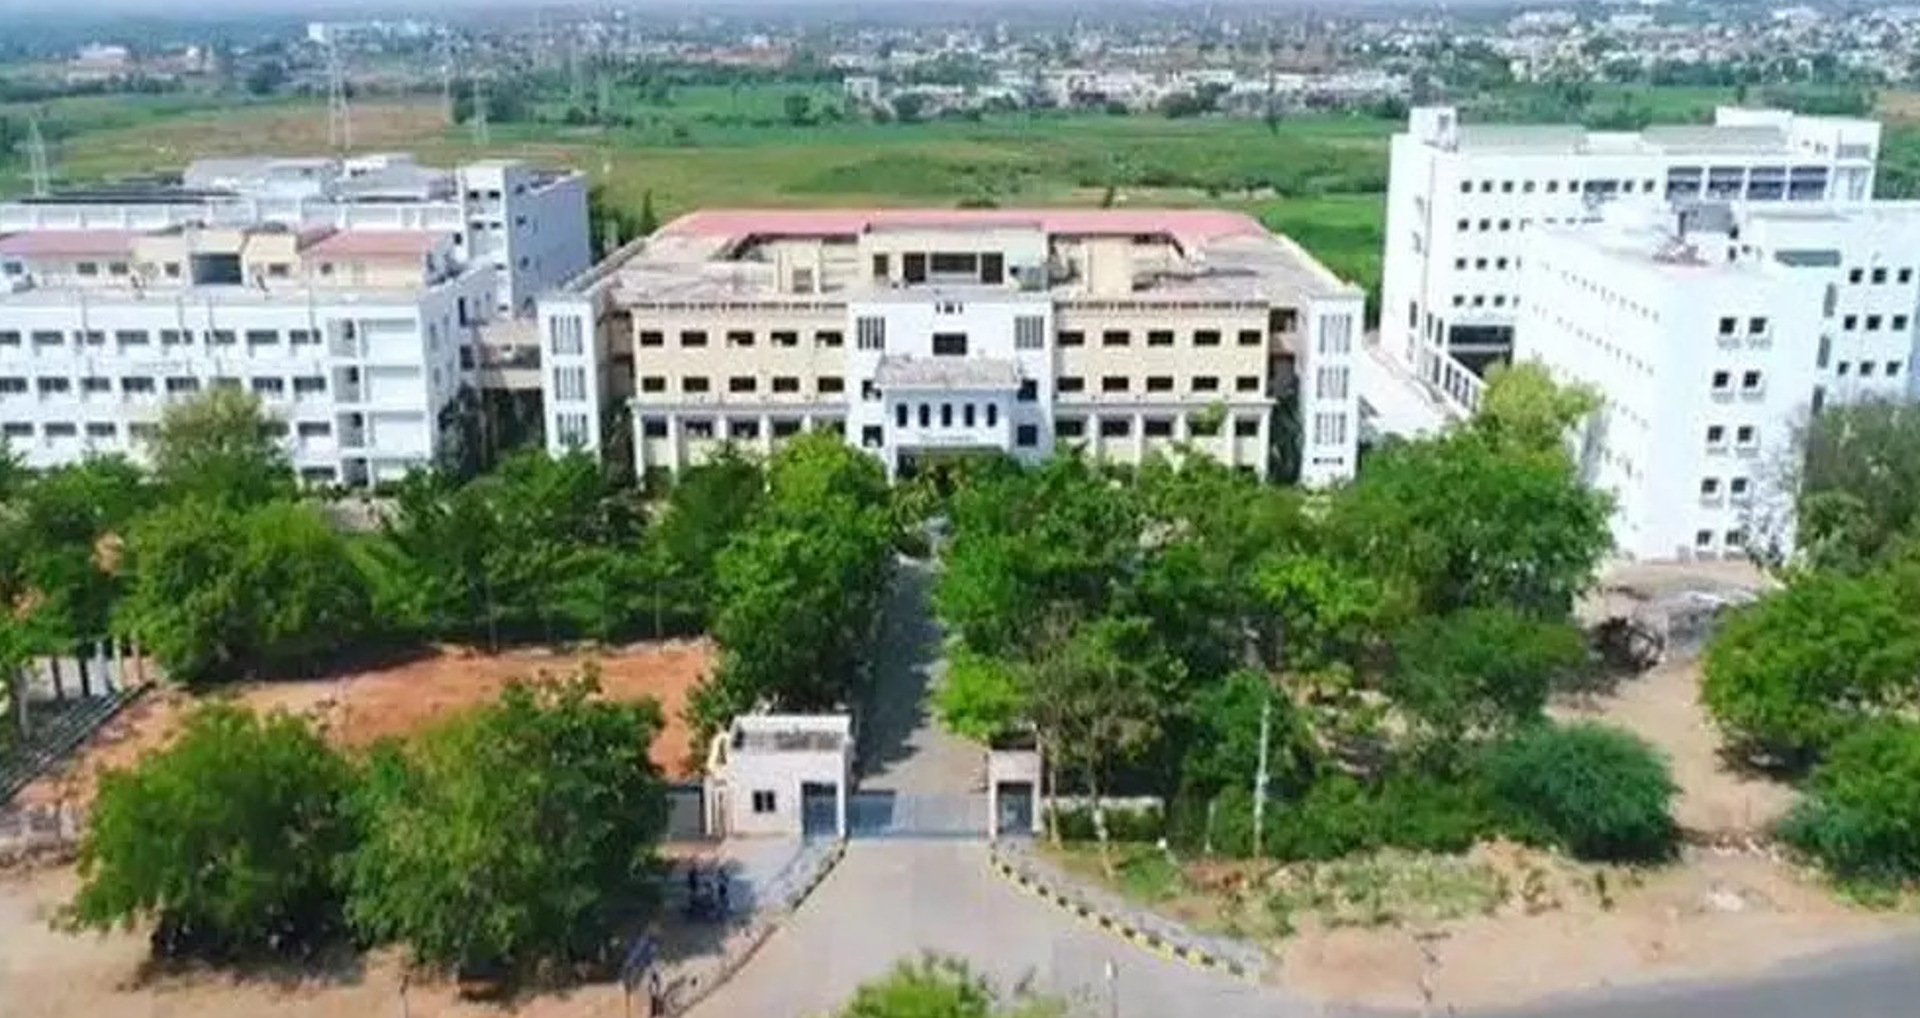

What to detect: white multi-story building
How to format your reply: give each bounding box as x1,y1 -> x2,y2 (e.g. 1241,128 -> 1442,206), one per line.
1382,105 -> 1881,408
0,223 -> 495,486
539,209 -> 1365,486
1515,199 -> 1920,561
0,153 -> 589,318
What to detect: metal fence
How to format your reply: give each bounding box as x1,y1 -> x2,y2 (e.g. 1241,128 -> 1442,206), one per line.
844,790 -> 991,839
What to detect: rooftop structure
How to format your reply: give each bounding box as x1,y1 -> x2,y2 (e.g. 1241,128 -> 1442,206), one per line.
1380,105 -> 1882,415
537,207 -> 1365,487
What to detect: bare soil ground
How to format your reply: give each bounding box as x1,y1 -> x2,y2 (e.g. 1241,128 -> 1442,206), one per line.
17,639 -> 714,814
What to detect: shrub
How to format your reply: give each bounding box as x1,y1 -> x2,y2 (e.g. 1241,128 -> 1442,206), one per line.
64,704 -> 356,959
1047,801 -> 1165,843
1267,770 -> 1500,861
1484,722 -> 1677,862
1779,719 -> 1920,888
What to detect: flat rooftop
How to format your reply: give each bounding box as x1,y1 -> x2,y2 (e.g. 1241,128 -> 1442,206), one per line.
595,207 -> 1358,306
1452,123 -> 1806,158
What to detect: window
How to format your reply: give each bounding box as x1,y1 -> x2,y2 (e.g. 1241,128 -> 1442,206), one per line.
77,262 -> 99,277
294,376 -> 325,395
772,376 -> 800,394
1736,425 -> 1757,446
554,366 -> 588,402
251,377 -> 286,397
639,330 -> 664,347
816,330 -> 844,348
0,377 -> 22,394
751,790 -> 776,815
1143,418 -> 1173,438
1146,375 -> 1174,392
290,328 -> 317,346
1233,416 -> 1260,437
986,405 -> 998,427
727,330 -> 754,347
918,403 -> 931,427
1057,330 -> 1085,347
85,422 -> 115,438
963,403 -> 976,427
1844,314 -> 1859,331
80,330 -> 104,345
115,329 -> 149,346
31,331 -> 60,347
1861,361 -> 1877,377
1459,181 -> 1473,194
1706,425 -> 1726,447
1748,317 -> 1767,335
1192,376 -> 1219,392
1546,181 -> 1560,193
1456,258 -> 1468,270
1696,529 -> 1715,549
861,425 -> 883,448
641,375 -> 666,393
0,423 -> 28,438
903,254 -> 928,283
684,418 -> 715,439
36,377 -> 70,394
1057,418 -> 1085,438
1014,316 -> 1045,350
1896,316 -> 1911,332
682,376 -> 710,394
1726,529 -> 1747,547
856,316 -> 886,351
80,376 -> 110,394
160,329 -> 187,346
932,333 -> 968,356
1867,314 -> 1883,331
862,380 -> 881,401
1102,330 -> 1130,347
730,418 -> 759,439
0,331 -> 17,346
1741,370 -> 1762,391
1237,329 -> 1263,347
728,376 -> 757,394
940,403 -> 953,428
771,330 -> 800,348
1147,330 -> 1174,347
872,254 -> 890,279
1057,376 -> 1084,393
1099,417 -> 1131,438
1889,361 -> 1904,377
1700,478 -> 1721,497
640,418 -> 669,439
208,329 -> 235,346
818,376 -> 845,394
680,330 -> 708,348
1316,366 -> 1350,400
895,403 -> 909,427
1101,376 -> 1128,394
1017,379 -> 1038,402
1710,370 -> 1732,391
1873,267 -> 1888,284
1901,268 -> 1914,284
1731,477 -> 1750,496
1234,376 -> 1261,392
165,377 -> 198,394
1193,330 -> 1221,346
44,422 -> 77,438
1501,180 -> 1514,193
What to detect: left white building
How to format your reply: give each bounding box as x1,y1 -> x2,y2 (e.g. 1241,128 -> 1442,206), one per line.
0,223 -> 495,485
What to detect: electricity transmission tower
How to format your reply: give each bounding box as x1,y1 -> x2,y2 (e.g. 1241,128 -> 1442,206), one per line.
326,40 -> 352,153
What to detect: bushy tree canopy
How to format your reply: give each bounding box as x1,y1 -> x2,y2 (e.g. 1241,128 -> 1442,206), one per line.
1484,721 -> 1677,862
1780,719 -> 1920,887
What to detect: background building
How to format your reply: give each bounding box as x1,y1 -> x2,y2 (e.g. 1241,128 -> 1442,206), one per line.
0,223 -> 494,485
538,208 -> 1365,487
1,153 -> 589,319
1514,200 -> 1920,561
1382,105 -> 1881,413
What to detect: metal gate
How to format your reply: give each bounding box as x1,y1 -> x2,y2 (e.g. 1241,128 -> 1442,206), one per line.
846,790 -> 990,839
995,781 -> 1036,838
801,783 -> 840,840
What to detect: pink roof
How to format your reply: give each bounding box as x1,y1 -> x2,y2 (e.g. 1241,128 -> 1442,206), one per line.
659,208 -> 1268,243
0,229 -> 144,258
300,230 -> 448,259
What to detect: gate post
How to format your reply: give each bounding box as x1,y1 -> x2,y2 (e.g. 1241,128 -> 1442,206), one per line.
835,780 -> 847,839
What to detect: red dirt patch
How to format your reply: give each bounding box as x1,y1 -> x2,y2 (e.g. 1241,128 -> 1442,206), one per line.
17,640 -> 714,812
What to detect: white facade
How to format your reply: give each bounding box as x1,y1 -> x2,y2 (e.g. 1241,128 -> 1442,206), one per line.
0,153 -> 589,317
1515,200 -> 1920,562
0,226 -> 494,485
1383,105 -> 1881,399
540,209 -> 1364,486
705,714 -> 853,839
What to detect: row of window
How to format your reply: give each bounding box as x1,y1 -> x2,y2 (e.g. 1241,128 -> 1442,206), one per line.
641,413 -> 1266,443
639,328 -> 828,349
1837,313 -> 1911,333
1058,374 -> 1263,395
642,374 -> 846,396
0,327 -> 321,348
1834,360 -> 1905,379
1451,293 -> 1520,310
1453,256 -> 1520,272
0,374 -> 327,397
1059,329 -> 1265,348
1716,317 -> 1770,336
1457,177 -> 1658,196
1844,267 -> 1915,286
1709,369 -> 1767,394
636,326 -> 1268,351
1705,424 -> 1760,451
1699,476 -> 1753,500
894,402 -> 1005,431
1057,415 -> 1262,439
0,419 -> 332,440
636,374 -> 1265,398
1695,528 -> 1749,550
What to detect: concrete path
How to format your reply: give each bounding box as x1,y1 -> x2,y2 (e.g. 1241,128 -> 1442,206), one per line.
856,559 -> 982,795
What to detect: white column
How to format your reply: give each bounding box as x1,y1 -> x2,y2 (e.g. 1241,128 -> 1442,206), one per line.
1255,411 -> 1271,481
631,408 -> 648,477
1087,413 -> 1102,458
1223,414 -> 1239,469
665,413 -> 683,477
1131,412 -> 1146,465
759,413 -> 774,457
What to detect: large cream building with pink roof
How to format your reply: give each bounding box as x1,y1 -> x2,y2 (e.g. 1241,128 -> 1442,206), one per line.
538,207 -> 1366,486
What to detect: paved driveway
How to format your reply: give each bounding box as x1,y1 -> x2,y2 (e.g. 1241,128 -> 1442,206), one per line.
856,559 -> 982,796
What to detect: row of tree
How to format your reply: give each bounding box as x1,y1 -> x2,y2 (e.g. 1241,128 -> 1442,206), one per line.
1703,399 -> 1920,892
67,674 -> 668,975
933,365 -> 1677,870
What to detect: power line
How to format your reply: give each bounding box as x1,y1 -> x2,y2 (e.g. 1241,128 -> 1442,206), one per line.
326,40 -> 352,154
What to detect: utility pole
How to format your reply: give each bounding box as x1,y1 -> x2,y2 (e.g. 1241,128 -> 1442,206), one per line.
326,39 -> 352,154
24,115 -> 50,197
439,50 -> 456,126
1253,692 -> 1271,857
470,77 -> 490,148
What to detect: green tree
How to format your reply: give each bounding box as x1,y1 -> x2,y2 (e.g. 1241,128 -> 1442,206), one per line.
783,92 -> 813,125
1702,569 -> 1920,766
1476,361 -> 1601,455
834,955 -> 1062,1018
64,704 -> 355,958
344,674 -> 668,973
116,500 -> 371,683
1780,719 -> 1920,887
143,388 -> 293,508
12,457 -> 149,689
1484,721 -> 1677,862
934,649 -> 1028,743
1786,398 -> 1920,569
1387,607 -> 1588,758
640,447 -> 764,632
637,188 -> 660,235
